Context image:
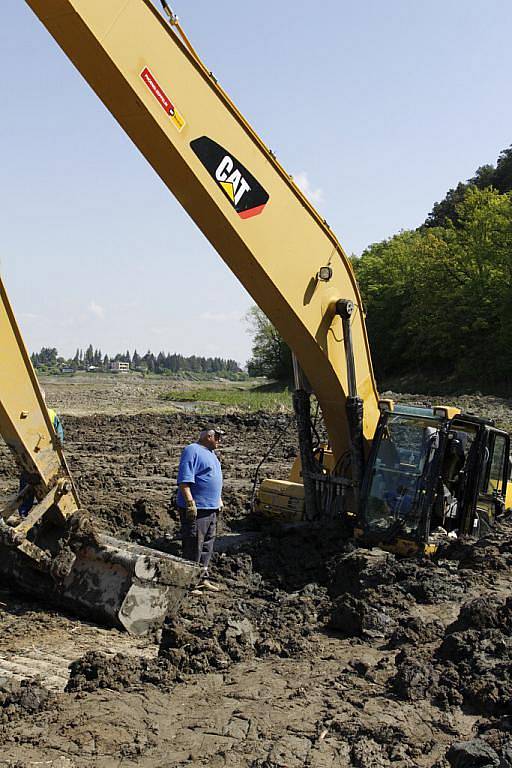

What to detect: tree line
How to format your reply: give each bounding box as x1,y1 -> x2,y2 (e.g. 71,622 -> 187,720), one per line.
31,345 -> 242,375
355,145 -> 512,394
248,145 -> 512,395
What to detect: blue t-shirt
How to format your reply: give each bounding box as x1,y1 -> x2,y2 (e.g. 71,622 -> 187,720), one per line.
177,443 -> 222,509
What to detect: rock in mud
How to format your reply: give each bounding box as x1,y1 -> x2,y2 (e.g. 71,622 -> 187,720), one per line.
390,649 -> 439,702
449,596 -> 512,633
436,597 -> 512,716
440,525 -> 512,573
396,561 -> 466,604
160,581 -> 319,672
329,594 -> 395,638
328,549 -> 395,598
66,651 -> 176,693
329,547 -> 466,609
0,678 -> 53,722
329,719 -> 426,767
387,615 -> 444,649
446,739 -> 501,767
247,523 -> 351,592
389,593 -> 512,716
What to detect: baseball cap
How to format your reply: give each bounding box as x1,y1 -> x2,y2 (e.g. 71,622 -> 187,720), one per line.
200,426 -> 226,438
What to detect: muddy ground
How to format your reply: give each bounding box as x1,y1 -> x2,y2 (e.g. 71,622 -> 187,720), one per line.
0,375 -> 512,767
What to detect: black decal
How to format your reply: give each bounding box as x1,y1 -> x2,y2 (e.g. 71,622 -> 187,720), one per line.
191,136 -> 269,219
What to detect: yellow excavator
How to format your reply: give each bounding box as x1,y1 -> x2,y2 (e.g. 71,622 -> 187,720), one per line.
1,0 -> 510,630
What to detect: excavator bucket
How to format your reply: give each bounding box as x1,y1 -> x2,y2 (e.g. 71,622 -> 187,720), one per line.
0,534 -> 201,635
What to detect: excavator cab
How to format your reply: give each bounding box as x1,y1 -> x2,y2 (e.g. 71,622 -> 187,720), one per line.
357,404 -> 510,553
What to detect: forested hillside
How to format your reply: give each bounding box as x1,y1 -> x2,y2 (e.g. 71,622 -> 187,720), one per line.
354,146 -> 512,395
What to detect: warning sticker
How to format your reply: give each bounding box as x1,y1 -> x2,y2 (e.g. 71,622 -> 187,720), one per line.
140,67 -> 185,132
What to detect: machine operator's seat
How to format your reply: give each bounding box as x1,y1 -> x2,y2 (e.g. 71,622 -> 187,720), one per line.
379,436 -> 400,470
435,431 -> 466,529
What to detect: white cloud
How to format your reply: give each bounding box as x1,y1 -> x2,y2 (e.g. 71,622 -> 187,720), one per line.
88,300 -> 105,320
293,171 -> 324,205
20,312 -> 40,321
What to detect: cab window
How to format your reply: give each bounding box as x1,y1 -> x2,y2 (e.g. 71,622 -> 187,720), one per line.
483,434 -> 507,496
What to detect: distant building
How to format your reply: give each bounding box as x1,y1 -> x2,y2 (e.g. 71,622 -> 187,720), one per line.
111,361 -> 130,372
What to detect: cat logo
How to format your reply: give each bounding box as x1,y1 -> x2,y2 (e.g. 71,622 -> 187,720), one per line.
215,156 -> 251,207
190,137 -> 269,219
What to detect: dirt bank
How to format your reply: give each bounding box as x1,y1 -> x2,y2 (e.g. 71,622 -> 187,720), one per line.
0,377 -> 511,767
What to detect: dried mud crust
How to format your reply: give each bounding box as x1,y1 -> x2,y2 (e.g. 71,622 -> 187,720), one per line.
0,385 -> 512,766
2,522 -> 512,766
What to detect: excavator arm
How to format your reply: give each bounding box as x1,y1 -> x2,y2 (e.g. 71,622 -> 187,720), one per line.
0,274 -> 200,634
0,276 -> 80,567
23,0 -> 380,465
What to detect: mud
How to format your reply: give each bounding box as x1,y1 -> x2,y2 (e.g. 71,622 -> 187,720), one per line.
0,376 -> 511,766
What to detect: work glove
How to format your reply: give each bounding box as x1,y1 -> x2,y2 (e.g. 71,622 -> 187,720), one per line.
185,499 -> 197,522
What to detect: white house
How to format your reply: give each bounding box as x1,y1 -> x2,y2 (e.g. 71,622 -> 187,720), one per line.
111,361 -> 130,372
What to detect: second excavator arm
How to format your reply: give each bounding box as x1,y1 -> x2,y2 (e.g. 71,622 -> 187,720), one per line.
0,274 -> 200,634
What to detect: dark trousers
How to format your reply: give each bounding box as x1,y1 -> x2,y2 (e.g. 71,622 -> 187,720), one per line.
179,509 -> 217,572
19,472 -> 35,518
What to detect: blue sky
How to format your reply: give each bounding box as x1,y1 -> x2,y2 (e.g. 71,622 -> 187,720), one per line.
1,0 -> 511,365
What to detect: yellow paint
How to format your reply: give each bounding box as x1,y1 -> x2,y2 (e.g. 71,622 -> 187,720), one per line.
506,480 -> 512,510
434,405 -> 461,419
220,181 -> 235,201
0,277 -> 80,518
255,479 -> 305,522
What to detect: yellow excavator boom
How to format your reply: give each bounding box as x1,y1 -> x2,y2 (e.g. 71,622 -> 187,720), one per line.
24,0 -> 380,463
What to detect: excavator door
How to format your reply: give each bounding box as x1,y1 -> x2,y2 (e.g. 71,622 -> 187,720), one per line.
470,426 -> 510,535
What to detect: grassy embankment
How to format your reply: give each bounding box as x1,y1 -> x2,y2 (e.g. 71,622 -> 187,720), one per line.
160,381 -> 292,413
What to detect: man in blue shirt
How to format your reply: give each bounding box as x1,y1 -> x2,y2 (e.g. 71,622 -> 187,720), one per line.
177,426 -> 225,592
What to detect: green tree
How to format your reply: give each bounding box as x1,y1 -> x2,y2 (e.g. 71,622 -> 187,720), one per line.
356,187 -> 512,393
354,230 -> 425,378
84,344 -> 94,366
417,188 -> 512,388
424,145 -> 512,228
246,307 -> 293,382
38,347 -> 58,367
